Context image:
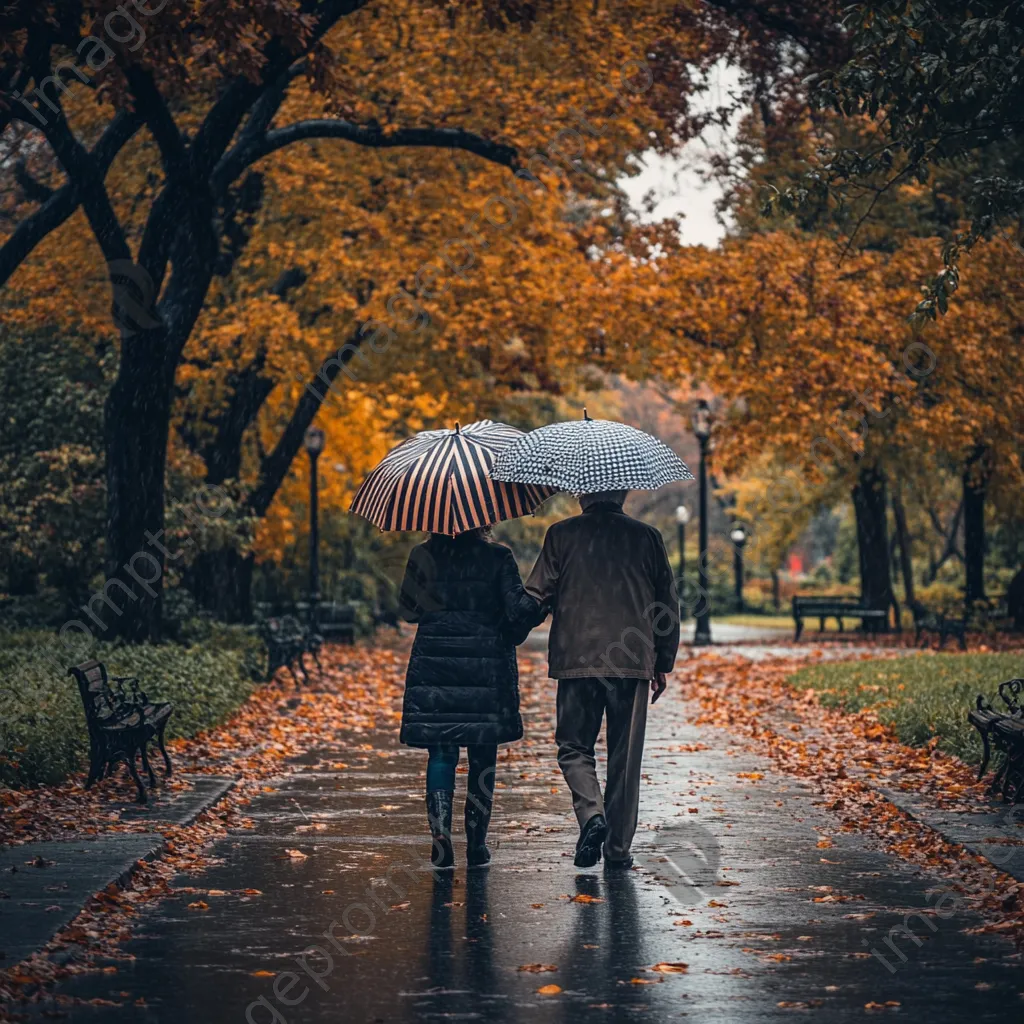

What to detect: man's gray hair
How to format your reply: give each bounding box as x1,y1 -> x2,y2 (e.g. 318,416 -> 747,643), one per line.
579,490 -> 629,509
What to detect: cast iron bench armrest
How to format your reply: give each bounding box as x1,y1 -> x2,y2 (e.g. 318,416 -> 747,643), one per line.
998,679 -> 1024,713
967,684 -> 1024,798
111,675 -> 150,705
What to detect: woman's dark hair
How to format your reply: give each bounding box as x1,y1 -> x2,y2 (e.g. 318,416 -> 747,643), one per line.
430,525 -> 492,542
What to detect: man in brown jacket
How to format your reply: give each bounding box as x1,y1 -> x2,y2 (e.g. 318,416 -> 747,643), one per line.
525,490 -> 680,868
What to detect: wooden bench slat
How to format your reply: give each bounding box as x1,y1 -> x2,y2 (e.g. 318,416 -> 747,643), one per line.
791,596 -> 890,641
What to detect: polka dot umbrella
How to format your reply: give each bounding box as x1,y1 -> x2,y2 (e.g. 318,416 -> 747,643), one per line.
490,410 -> 693,495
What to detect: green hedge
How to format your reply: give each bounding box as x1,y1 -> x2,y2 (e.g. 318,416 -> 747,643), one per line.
789,652 -> 1024,765
0,626 -> 264,787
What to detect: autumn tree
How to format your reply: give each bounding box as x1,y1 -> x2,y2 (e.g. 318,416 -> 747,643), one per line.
604,215 -> 1022,623
1,0 -> 705,639
765,0 -> 1024,322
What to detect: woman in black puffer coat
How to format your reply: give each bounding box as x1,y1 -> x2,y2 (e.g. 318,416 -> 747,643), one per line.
399,527 -> 544,869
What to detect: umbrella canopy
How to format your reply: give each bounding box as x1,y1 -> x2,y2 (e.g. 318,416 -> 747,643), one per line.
491,411 -> 693,494
349,420 -> 556,535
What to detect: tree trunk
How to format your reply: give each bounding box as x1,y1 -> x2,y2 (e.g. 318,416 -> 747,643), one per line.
771,568 -> 781,611
924,499 -> 964,583
188,548 -> 255,623
180,360 -> 269,622
891,480 -> 916,607
852,466 -> 892,631
103,340 -> 173,642
963,451 -> 988,607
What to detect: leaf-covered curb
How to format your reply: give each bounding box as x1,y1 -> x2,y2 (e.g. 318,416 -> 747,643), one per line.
789,651 -> 1024,765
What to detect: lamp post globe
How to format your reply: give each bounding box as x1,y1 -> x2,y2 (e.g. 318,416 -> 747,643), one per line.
304,426 -> 326,456
691,399 -> 712,445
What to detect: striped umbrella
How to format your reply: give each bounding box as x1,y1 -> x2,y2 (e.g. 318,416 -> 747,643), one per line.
349,420 -> 556,535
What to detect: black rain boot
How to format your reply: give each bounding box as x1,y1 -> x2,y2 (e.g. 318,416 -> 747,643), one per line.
464,778 -> 494,869
426,790 -> 455,869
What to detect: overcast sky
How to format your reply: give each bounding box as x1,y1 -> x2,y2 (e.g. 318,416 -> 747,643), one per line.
619,62 -> 743,249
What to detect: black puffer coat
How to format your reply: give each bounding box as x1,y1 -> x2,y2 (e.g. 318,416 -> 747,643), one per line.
398,533 -> 543,748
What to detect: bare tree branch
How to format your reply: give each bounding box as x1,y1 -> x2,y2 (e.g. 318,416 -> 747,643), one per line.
121,63 -> 191,184
217,118 -> 518,190
190,0 -> 372,178
41,110 -> 131,265
13,160 -> 53,203
0,111 -> 141,288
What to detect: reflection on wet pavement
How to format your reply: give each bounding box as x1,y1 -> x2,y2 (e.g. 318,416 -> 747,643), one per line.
29,677 -> 1022,1022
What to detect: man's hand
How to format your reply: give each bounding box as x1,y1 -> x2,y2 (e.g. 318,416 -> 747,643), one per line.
651,672 -> 668,704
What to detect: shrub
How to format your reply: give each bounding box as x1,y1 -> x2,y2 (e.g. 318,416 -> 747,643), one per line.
0,627 -> 264,787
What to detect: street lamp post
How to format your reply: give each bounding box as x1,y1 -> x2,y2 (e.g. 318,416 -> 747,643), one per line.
691,400 -> 713,646
730,524 -> 748,614
304,426 -> 326,630
675,504 -> 690,621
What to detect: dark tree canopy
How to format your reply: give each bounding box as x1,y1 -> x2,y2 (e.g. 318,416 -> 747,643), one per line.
770,0 -> 1024,321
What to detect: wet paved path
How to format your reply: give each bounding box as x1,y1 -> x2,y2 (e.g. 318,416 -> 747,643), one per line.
32,656 -> 1023,1023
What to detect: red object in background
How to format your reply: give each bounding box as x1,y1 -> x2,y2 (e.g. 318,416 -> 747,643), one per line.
788,553 -> 803,575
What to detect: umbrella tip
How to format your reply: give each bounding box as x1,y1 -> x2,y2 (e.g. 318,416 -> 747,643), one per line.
454,421 -> 461,434
583,408 -> 590,421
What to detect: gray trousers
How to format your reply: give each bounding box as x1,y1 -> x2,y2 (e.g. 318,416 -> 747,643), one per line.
555,677 -> 649,861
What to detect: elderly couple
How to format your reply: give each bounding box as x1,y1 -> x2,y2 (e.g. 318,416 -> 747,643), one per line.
398,490 -> 679,871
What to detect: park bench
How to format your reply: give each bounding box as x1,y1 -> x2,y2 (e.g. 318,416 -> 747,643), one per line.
256,613 -> 323,686
791,596 -> 890,641
316,601 -> 357,644
980,593 -> 1015,633
968,678 -> 1024,801
909,600 -> 968,651
68,660 -> 173,804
